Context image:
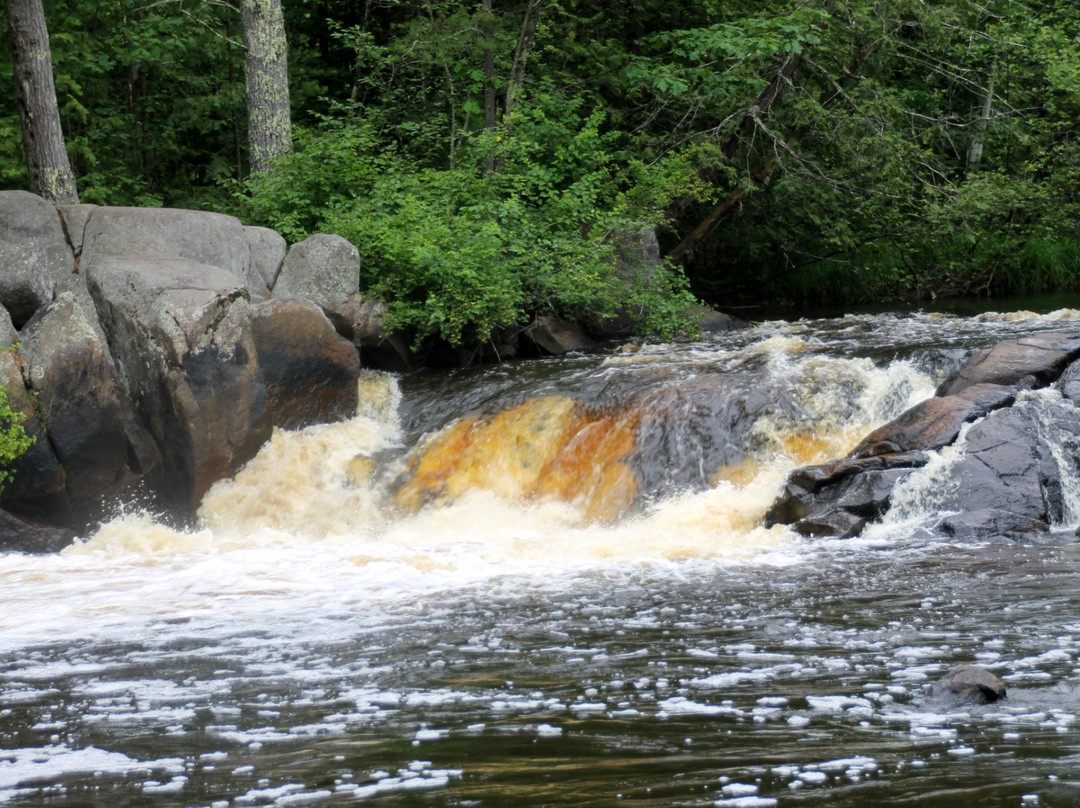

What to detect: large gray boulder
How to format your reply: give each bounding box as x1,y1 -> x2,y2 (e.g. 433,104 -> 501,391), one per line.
17,292 -> 161,526
0,190 -> 74,325
271,234 -> 360,329
80,206 -> 252,282
86,257 -> 270,510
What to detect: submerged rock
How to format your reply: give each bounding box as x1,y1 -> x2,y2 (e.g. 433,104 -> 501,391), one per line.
926,664 -> 1007,707
767,331 -> 1080,541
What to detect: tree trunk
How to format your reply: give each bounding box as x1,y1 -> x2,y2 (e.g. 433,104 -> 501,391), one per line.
966,72 -> 994,171
5,0 -> 78,203
240,0 -> 293,174
504,0 -> 542,117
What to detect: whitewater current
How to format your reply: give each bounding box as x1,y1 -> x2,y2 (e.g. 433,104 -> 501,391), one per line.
4,309 -> 1080,806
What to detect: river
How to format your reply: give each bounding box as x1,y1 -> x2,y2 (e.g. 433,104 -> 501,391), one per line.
3,309 -> 1080,807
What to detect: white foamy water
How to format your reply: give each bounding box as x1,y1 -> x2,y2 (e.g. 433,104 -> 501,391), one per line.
5,311 -> 1080,807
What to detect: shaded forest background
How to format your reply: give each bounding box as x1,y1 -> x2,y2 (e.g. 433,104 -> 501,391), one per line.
4,0 -> 1080,347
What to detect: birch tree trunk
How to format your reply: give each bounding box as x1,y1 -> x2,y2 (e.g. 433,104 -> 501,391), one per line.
240,0 -> 293,174
5,0 -> 78,203
966,73 -> 994,171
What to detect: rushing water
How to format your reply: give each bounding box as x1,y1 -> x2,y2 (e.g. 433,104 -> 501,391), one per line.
6,310 -> 1080,807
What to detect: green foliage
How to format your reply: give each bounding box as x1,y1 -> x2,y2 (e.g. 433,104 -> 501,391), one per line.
0,387 -> 33,497
245,90 -> 700,347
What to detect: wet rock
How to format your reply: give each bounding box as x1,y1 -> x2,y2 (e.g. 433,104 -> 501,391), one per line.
16,292 -> 162,529
695,306 -> 749,333
765,457 -> 925,533
249,299 -> 360,429
0,190 -> 74,325
768,331 -> 1080,540
926,664 -> 1006,707
790,507 -> 866,538
86,256 -> 270,512
937,334 -> 1080,396
937,508 -> 1048,540
271,234 -> 360,330
525,315 -> 597,355
0,509 -> 75,554
0,349 -> 68,525
850,383 -> 1016,458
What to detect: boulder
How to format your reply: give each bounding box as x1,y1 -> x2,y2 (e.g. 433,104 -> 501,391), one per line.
695,306 -> 749,333
926,664 -> 1006,707
937,333 -> 1080,396
525,315 -> 597,355
0,190 -> 74,325
765,455 -> 927,533
768,332 -> 1080,540
271,234 -> 360,329
86,256 -> 270,511
350,298 -> 414,371
851,383 -> 1016,458
937,508 -> 1049,540
243,225 -> 286,300
249,299 -> 360,429
80,205 -> 251,282
0,509 -> 75,554
17,292 -> 161,527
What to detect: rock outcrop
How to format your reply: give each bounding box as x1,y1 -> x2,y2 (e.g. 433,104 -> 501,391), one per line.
767,332 -> 1080,541
0,193 -> 370,548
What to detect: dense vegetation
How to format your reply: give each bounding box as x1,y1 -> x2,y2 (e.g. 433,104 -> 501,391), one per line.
4,0 -> 1080,347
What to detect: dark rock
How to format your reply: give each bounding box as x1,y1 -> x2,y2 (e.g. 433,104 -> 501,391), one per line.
850,383 -> 1016,458
938,508 -> 1048,540
0,190 -> 74,325
791,507 -> 866,538
926,664 -> 1006,707
17,292 -> 162,528
694,306 -> 749,333
937,334 -> 1080,397
525,315 -> 597,355
249,299 -> 360,430
0,350 -> 68,524
0,509 -> 75,553
349,297 -> 414,372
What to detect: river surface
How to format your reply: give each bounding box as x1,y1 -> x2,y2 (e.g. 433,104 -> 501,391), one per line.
5,309 -> 1080,807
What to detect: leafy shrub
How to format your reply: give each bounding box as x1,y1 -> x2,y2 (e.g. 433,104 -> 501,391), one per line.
0,386 -> 33,496
242,94 -> 700,348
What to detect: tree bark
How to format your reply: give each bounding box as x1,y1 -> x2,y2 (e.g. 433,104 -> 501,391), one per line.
5,0 -> 78,203
240,0 -> 293,174
966,72 -> 994,171
504,0 -> 542,117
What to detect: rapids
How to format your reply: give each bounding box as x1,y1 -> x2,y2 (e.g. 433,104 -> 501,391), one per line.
4,309 -> 1080,806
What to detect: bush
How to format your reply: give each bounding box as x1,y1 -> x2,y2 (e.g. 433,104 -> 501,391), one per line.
242,95 -> 701,348
0,386 -> 33,496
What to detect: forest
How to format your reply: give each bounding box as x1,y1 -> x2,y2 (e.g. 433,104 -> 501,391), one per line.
4,0 -> 1080,348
